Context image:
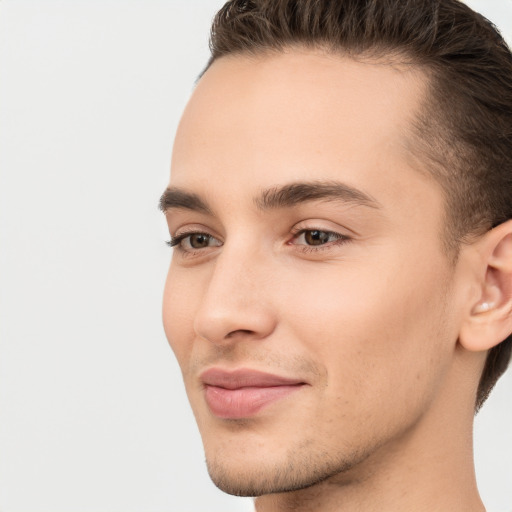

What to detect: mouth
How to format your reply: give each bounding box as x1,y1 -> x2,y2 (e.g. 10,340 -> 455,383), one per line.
200,368 -> 307,419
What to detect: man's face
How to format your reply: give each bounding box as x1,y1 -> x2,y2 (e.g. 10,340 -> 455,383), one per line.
162,51 -> 465,495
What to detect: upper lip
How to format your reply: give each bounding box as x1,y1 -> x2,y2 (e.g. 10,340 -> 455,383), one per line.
200,368 -> 306,390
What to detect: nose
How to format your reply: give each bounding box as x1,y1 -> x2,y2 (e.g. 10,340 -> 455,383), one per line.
193,247 -> 277,346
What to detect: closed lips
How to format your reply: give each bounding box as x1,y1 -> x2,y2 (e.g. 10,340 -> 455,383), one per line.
200,367 -> 306,389
201,368 -> 307,419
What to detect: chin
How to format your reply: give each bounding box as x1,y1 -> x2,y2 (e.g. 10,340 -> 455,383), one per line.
204,445 -> 362,497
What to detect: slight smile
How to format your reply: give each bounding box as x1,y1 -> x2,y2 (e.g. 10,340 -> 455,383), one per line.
201,368 -> 308,419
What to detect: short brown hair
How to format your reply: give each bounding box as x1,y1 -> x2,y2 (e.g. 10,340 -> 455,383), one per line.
203,0 -> 512,410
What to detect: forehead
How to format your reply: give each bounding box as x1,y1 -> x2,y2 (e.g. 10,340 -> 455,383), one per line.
170,50 -> 441,224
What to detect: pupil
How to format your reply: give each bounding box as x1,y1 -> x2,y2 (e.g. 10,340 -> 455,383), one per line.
306,230 -> 329,245
190,234 -> 209,248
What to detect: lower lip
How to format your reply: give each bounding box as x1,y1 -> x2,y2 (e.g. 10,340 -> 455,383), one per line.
204,384 -> 303,419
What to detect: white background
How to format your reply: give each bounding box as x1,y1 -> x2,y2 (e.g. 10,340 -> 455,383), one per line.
0,1 -> 511,511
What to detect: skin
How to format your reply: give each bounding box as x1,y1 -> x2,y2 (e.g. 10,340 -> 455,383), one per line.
161,50 -> 497,511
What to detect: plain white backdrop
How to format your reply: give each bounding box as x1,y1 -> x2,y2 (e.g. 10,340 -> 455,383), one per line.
0,1 -> 511,511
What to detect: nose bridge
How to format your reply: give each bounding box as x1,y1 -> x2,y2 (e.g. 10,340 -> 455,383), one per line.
193,242 -> 275,344
208,248 -> 256,308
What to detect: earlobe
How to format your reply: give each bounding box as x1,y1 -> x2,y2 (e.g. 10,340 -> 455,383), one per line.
459,221 -> 512,353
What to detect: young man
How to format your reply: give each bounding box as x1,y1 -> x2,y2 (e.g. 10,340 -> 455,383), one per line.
160,1 -> 512,510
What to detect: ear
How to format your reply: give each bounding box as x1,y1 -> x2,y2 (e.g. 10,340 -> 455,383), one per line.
459,220 -> 512,352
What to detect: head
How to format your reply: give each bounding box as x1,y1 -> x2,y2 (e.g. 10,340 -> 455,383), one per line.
161,0 -> 512,499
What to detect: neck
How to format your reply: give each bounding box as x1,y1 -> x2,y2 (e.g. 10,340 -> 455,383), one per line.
255,437 -> 483,512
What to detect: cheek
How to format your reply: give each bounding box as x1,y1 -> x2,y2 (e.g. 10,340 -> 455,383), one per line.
283,252 -> 454,417
162,264 -> 198,365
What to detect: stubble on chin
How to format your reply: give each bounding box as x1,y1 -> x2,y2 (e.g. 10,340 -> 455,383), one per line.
204,442 -> 371,498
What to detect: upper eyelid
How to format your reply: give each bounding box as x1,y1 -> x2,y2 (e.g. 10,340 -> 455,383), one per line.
291,218 -> 358,236
171,224 -> 220,238
292,225 -> 341,233
290,225 -> 350,238
292,228 -> 348,237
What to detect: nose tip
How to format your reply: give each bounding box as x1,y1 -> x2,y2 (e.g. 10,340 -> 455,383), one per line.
193,301 -> 276,346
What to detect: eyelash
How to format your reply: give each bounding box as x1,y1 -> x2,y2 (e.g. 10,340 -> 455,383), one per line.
289,228 -> 351,253
167,233 -> 200,248
166,231 -> 215,249
166,228 -> 351,256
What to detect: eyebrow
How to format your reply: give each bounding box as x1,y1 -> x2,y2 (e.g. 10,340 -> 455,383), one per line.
255,181 -> 381,210
159,180 -> 381,215
159,188 -> 212,215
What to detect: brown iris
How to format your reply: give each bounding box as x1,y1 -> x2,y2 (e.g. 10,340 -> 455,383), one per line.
304,230 -> 331,246
189,234 -> 211,248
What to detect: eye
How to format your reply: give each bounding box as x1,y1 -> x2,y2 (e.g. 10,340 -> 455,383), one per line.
184,233 -> 215,249
168,232 -> 222,251
292,229 -> 347,247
